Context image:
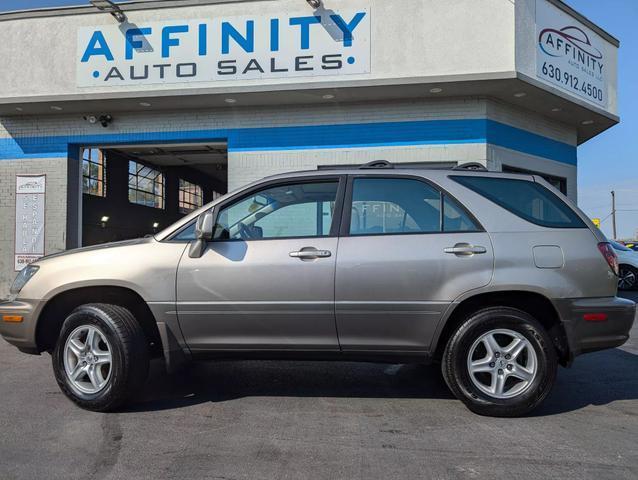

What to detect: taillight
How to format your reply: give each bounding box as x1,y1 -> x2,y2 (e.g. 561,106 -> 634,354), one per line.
598,242 -> 619,276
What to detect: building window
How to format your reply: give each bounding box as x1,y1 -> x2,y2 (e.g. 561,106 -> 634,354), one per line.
128,161 -> 164,209
179,179 -> 203,213
82,148 -> 106,197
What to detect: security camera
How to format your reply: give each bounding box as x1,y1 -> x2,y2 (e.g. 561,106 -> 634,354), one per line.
98,114 -> 113,128
306,0 -> 321,8
83,115 -> 98,124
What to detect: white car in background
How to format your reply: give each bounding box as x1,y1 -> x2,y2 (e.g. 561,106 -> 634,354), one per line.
611,241 -> 638,290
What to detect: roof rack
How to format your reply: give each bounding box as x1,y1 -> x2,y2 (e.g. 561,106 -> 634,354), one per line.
452,162 -> 488,172
359,160 -> 395,170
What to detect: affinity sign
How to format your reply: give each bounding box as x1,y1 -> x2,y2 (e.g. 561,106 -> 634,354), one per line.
77,9 -> 370,87
536,0 -> 609,108
14,175 -> 46,271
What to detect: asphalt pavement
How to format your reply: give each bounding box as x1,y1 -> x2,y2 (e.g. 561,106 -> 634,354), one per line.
1,292 -> 637,480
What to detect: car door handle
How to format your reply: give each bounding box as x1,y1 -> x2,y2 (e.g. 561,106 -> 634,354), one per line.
289,248 -> 332,259
444,243 -> 487,256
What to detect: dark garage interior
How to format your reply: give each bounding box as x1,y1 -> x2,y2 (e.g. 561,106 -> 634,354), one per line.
81,143 -> 228,246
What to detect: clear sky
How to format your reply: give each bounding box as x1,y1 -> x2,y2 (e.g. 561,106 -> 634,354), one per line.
2,1 -> 637,238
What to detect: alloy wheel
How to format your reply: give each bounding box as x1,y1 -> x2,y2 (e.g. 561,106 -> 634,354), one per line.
63,325 -> 113,395
467,328 -> 537,399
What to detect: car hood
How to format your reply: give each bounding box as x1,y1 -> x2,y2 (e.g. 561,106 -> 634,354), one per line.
33,237 -> 155,264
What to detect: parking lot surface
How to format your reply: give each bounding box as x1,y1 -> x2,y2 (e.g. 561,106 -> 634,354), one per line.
1,292 -> 637,480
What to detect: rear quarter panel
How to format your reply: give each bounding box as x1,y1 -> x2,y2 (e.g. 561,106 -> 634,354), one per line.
428,172 -> 617,299
488,230 -> 617,298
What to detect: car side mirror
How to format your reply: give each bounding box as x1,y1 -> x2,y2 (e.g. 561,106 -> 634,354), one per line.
189,210 -> 214,258
195,210 -> 214,241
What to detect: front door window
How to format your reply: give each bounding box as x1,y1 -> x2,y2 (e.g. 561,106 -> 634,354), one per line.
214,181 -> 339,240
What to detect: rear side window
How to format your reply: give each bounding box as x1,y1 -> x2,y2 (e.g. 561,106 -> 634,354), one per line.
349,178 -> 479,235
451,176 -> 586,228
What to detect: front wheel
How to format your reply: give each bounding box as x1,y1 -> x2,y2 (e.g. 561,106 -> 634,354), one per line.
442,307 -> 557,417
52,303 -> 149,412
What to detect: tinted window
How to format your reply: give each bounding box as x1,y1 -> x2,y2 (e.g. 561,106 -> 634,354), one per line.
349,178 -> 477,235
214,181 -> 338,240
443,195 -> 479,232
451,176 -> 585,228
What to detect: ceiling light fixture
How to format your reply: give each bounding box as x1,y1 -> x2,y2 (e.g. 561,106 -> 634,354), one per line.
582,120 -> 594,125
15,107 -> 23,112
90,0 -> 127,23
322,94 -> 335,100
551,107 -> 562,112
139,102 -> 152,107
513,92 -> 527,98
224,98 -> 237,104
429,88 -> 443,93
51,106 -> 63,111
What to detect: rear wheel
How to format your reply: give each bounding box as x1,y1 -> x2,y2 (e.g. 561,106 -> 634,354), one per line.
618,265 -> 638,290
52,303 -> 149,412
442,307 -> 557,417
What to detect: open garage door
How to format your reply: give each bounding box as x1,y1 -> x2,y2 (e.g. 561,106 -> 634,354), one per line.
79,143 -> 227,246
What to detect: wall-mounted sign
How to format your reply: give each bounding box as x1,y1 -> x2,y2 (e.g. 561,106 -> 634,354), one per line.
77,9 -> 370,87
536,0 -> 611,109
14,175 -> 46,271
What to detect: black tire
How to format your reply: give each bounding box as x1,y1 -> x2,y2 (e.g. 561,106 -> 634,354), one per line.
441,307 -> 557,417
52,303 -> 149,412
618,265 -> 638,291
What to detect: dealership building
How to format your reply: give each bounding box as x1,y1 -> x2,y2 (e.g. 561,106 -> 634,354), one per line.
0,0 -> 619,295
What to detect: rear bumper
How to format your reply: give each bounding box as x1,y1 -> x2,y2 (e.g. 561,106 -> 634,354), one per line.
555,296 -> 636,360
0,299 -> 40,354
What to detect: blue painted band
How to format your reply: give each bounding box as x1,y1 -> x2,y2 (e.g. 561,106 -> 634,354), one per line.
0,119 -> 576,165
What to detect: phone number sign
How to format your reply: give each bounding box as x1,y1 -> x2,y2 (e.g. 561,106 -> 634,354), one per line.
14,175 -> 46,271
536,0 -> 609,109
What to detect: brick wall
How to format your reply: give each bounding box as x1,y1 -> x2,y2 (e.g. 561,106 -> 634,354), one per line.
0,157 -> 67,297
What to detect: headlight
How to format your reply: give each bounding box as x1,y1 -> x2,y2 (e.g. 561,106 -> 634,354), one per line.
10,265 -> 40,295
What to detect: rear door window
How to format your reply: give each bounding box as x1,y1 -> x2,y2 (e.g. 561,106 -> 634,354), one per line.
450,176 -> 585,228
348,177 -> 480,235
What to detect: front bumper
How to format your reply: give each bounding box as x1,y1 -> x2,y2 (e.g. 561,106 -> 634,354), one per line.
0,299 -> 40,354
555,296 -> 636,361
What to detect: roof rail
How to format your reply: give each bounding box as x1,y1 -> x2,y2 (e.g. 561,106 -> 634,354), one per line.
359,160 -> 395,170
452,162 -> 488,172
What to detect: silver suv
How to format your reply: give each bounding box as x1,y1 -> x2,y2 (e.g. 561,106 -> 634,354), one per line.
1,163 -> 635,416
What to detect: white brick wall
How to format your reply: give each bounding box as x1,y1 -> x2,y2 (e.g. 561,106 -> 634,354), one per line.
0,97 -> 489,140
0,98 -> 576,147
0,158 -> 68,297
486,99 -> 577,145
228,143 -> 487,189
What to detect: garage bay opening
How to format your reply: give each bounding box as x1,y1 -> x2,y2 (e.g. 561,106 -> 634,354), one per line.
80,143 -> 228,246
